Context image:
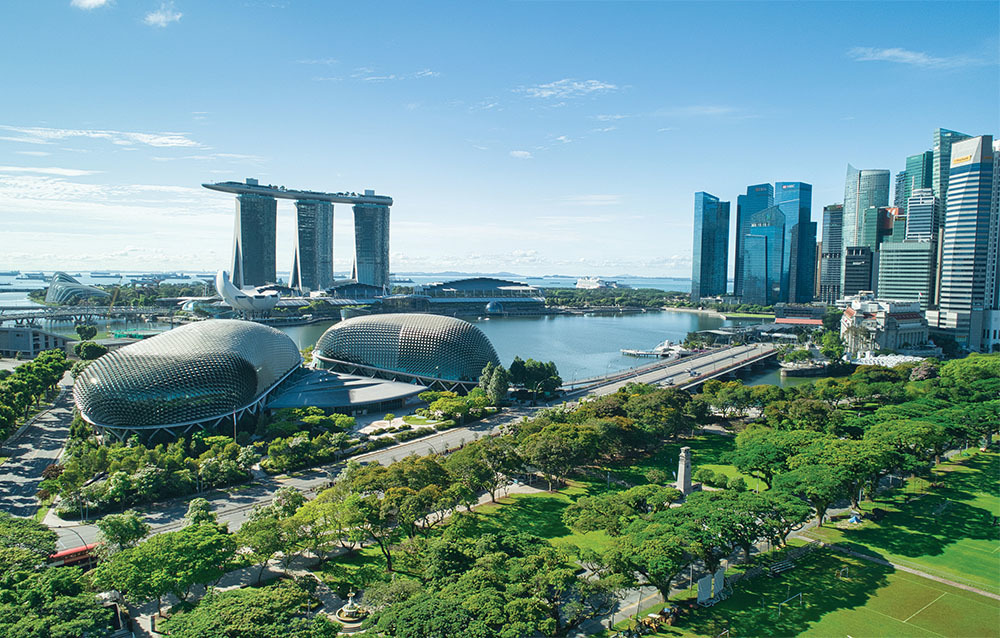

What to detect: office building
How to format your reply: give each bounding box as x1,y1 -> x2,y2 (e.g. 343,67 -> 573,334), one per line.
734,183 -> 774,297
843,246 -> 875,297
932,128 -> 971,224
906,189 -> 938,241
814,241 -> 822,300
928,135 -> 997,351
894,171 -> 908,209
842,166 -> 890,294
903,150 -> 934,204
877,241 -> 936,310
740,206 -> 785,306
775,182 -> 816,303
819,204 -> 844,305
231,190 -> 277,288
353,197 -> 391,290
290,200 -> 334,293
691,192 -> 730,300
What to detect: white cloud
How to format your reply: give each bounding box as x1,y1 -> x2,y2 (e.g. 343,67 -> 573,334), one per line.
0,166 -> 101,177
414,69 -> 440,78
296,57 -> 338,65
71,0 -> 111,8
150,152 -> 265,163
594,114 -> 628,121
509,150 -> 533,159
591,126 -> 616,133
847,47 -> 986,69
352,68 -> 440,82
518,79 -> 618,99
15,150 -> 51,157
144,2 -> 182,27
0,124 -> 202,148
554,135 -> 572,144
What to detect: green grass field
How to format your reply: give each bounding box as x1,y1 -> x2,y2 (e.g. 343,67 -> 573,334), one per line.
603,434 -> 765,491
806,450 -> 1000,595
612,550 -> 999,638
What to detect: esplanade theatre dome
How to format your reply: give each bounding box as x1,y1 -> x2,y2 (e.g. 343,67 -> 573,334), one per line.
314,313 -> 500,382
74,320 -> 301,431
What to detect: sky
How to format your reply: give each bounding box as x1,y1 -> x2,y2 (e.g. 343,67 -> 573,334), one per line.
0,1 -> 997,278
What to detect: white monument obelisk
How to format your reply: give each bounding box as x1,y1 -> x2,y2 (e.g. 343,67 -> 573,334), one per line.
677,446 -> 692,495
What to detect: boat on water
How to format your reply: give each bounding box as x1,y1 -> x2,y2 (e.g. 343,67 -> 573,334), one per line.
389,276 -> 415,284
16,272 -> 47,280
621,340 -> 693,359
90,271 -> 122,278
0,270 -> 19,277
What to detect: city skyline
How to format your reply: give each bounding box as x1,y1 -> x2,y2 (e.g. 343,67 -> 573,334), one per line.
0,1 -> 997,276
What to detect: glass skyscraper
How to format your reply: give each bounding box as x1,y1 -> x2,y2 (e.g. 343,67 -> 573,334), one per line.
878,241 -> 936,310
691,192 -> 730,300
819,203 -> 843,304
353,200 -> 391,290
741,206 -> 784,306
774,182 -> 816,303
842,166 -> 889,292
734,183 -> 773,298
928,135 -> 997,351
932,128 -> 971,226
901,150 -> 934,205
231,192 -> 277,288
290,200 -> 335,293
905,188 -> 938,241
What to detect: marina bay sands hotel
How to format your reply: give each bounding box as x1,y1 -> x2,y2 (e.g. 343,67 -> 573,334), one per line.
202,178 -> 393,292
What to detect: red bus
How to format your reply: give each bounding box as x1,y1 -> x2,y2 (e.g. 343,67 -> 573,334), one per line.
48,543 -> 98,571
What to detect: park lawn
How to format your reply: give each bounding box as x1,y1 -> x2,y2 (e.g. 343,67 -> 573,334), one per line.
470,478 -> 613,556
402,415 -> 439,426
610,550 -> 999,638
805,450 -> 1000,595
315,546 -> 390,599
604,434 -> 765,491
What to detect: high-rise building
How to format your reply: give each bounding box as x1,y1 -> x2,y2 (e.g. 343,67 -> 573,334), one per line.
932,128 -> 972,225
814,240 -> 822,301
842,166 -> 890,294
734,183 -> 774,297
928,135 -> 997,351
986,139 -> 1000,352
353,197 -> 391,290
906,188 -> 938,241
843,246 -> 875,297
741,206 -> 785,306
231,191 -> 277,288
775,182 -> 816,303
903,150 -> 934,204
819,204 -> 843,305
691,192 -> 730,300
894,171 -> 908,209
290,200 -> 334,293
877,241 -> 936,310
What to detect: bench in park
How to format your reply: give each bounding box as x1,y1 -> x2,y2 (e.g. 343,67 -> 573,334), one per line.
769,559 -> 795,576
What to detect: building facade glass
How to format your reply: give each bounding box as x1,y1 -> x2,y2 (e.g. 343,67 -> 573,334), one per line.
734,183 -> 773,298
232,193 -> 277,288
842,166 -> 889,292
932,128 -> 971,227
903,150 -> 934,205
905,188 -> 938,241
290,199 -> 334,293
843,246 -> 874,297
691,192 -> 730,300
877,241 -> 936,310
353,202 -> 390,290
740,206 -> 784,306
819,204 -> 843,304
775,182 -> 815,303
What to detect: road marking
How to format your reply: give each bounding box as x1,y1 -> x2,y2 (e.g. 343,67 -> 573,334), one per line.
902,592 -> 946,624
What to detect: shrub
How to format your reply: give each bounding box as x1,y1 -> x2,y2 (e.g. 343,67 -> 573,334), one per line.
645,468 -> 669,485
693,467 -> 716,486
726,476 -> 747,492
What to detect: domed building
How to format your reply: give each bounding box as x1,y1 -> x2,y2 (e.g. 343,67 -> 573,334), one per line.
313,313 -> 500,392
74,320 -> 301,442
45,272 -> 111,304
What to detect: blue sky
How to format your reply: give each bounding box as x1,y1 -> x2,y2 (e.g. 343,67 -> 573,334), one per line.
1,1 -> 997,277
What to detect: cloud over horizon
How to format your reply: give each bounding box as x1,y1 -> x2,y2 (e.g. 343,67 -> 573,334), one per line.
847,46 -> 987,69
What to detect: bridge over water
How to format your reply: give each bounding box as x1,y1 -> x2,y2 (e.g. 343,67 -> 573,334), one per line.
562,343 -> 778,396
0,306 -> 166,326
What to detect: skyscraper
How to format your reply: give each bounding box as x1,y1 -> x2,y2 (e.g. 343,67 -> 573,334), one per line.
691,192 -> 730,300
741,206 -> 784,306
843,246 -> 875,297
290,200 -> 334,293
932,128 -> 971,225
775,182 -> 816,303
878,241 -> 936,310
231,191 -> 277,288
353,197 -> 391,290
905,188 -> 938,241
819,204 -> 844,304
902,150 -> 934,204
842,166 -> 890,292
734,183 -> 774,298
894,171 -> 908,209
928,135 -> 997,351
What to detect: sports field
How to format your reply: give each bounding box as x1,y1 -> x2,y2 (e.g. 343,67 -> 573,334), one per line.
615,550 -> 999,638
806,450 -> 1000,595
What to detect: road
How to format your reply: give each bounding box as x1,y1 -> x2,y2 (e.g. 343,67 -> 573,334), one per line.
0,385 -> 73,518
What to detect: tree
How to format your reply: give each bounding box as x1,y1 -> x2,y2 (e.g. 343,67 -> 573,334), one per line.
728,426 -> 786,488
820,330 -> 844,361
478,361 -> 495,393
605,515 -> 688,600
0,566 -> 113,638
773,465 -> 847,526
487,366 -> 510,405
75,324 -> 98,341
0,511 -> 57,562
237,509 -> 290,584
74,340 -> 108,360
95,510 -> 150,557
185,497 -> 217,527
509,356 -> 527,387
519,423 -> 598,490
